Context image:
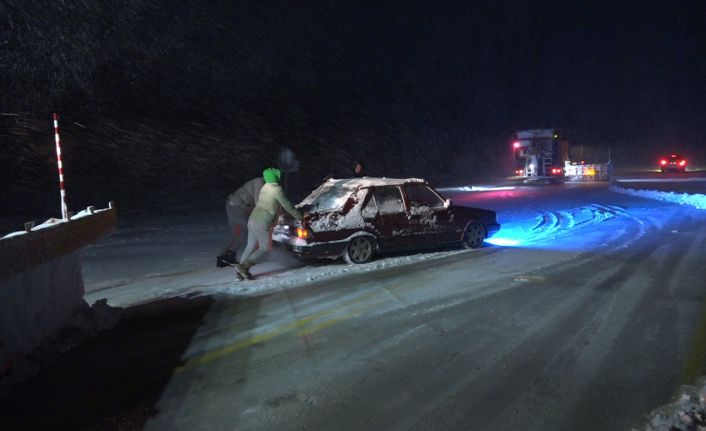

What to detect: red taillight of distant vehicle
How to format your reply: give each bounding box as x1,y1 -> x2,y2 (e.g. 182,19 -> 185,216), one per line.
551,168 -> 562,175
513,141 -> 521,148
659,155 -> 687,172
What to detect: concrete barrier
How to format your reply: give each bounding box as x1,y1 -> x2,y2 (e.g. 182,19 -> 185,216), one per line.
0,207 -> 116,373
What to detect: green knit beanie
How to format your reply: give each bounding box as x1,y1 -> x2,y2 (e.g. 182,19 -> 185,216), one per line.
263,167 -> 281,183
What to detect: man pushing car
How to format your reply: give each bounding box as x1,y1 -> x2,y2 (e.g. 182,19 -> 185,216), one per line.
236,167 -> 307,280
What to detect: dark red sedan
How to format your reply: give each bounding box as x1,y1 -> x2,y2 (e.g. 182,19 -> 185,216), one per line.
272,177 -> 500,264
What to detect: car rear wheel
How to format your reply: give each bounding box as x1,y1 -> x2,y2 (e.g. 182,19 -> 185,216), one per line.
463,222 -> 486,249
344,236 -> 375,264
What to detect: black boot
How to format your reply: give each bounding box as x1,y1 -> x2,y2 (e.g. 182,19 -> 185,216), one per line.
217,251 -> 238,268
217,254 -> 228,268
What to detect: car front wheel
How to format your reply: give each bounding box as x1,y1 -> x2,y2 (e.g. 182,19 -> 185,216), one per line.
344,236 -> 375,264
463,222 -> 486,249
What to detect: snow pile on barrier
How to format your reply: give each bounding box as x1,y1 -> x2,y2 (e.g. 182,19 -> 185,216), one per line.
640,378 -> 706,430
610,186 -> 706,210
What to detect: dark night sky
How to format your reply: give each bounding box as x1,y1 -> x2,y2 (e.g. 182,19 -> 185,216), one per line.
1,1 -> 706,224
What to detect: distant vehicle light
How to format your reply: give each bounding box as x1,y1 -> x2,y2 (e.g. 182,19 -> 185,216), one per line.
671,154 -> 677,157
515,169 -> 524,175
660,160 -> 667,165
586,168 -> 596,176
679,160 -> 686,166
513,141 -> 521,148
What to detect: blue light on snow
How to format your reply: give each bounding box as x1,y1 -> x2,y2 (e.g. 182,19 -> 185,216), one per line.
484,236 -> 521,247
483,225 -> 530,247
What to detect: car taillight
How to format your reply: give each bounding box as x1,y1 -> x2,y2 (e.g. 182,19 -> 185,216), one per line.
515,169 -> 524,175
551,168 -> 562,174
679,160 -> 686,166
295,227 -> 311,239
660,160 -> 667,165
513,141 -> 521,148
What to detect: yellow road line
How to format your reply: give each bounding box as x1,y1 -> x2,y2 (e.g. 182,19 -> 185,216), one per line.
175,290 -> 383,373
293,300 -> 387,338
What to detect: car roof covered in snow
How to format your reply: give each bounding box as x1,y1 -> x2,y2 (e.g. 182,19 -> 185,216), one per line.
324,177 -> 426,188
297,177 -> 429,210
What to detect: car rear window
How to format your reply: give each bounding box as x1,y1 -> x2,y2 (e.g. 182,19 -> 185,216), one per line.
404,184 -> 444,208
299,182 -> 356,212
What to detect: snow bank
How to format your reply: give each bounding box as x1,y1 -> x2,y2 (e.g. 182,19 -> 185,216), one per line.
219,248 -> 469,297
610,186 -> 706,210
640,378 -> 706,430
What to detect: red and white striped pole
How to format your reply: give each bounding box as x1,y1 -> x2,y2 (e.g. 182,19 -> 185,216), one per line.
53,113 -> 68,220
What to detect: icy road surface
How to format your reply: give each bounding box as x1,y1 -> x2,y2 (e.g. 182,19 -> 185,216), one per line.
5,182 -> 706,430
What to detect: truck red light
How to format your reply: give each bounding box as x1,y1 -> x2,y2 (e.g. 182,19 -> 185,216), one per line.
660,160 -> 667,165
679,160 -> 686,166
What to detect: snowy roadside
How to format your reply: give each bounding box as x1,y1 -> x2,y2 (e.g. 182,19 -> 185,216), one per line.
638,378 -> 706,431
83,245 -> 472,307
610,172 -> 706,210
610,186 -> 706,210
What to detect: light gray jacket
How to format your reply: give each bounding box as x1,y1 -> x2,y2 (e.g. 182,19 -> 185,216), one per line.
227,177 -> 264,209
250,183 -> 303,225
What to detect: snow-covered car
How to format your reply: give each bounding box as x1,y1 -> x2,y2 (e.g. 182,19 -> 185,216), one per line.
659,154 -> 687,173
272,177 -> 500,264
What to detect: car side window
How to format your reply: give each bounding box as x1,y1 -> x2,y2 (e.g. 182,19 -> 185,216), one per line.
404,184 -> 444,208
361,190 -> 377,218
373,186 -> 405,214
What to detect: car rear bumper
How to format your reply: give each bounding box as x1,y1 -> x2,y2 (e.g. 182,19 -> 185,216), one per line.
272,231 -> 348,259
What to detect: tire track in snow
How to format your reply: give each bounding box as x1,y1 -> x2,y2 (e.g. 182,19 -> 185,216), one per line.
520,204 -> 646,247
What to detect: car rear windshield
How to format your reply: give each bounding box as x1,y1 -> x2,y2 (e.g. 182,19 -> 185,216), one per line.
299,182 -> 356,212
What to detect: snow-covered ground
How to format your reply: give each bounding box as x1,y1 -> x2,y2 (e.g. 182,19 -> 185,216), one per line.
82,212 -> 483,306
611,185 -> 706,210
82,184 -> 643,305
4,178 -> 706,430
